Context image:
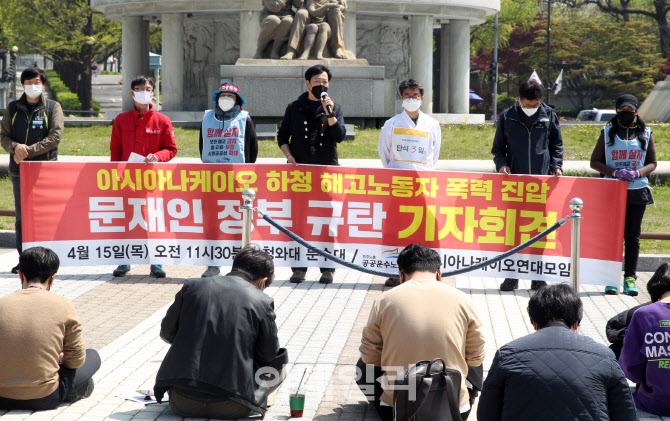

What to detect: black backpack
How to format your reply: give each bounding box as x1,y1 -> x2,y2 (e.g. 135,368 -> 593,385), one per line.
393,358 -> 462,421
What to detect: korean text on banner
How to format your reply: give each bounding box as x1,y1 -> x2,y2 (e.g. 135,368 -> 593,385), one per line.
20,162 -> 627,286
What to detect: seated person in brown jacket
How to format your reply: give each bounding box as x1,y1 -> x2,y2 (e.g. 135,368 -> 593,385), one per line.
357,244 -> 486,421
0,247 -> 100,410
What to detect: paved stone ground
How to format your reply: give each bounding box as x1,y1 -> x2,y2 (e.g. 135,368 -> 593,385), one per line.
0,248 -> 668,421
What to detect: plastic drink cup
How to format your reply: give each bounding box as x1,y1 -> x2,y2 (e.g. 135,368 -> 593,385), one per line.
289,393 -> 305,417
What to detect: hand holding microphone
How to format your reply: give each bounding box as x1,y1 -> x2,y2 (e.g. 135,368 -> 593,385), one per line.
320,91 -> 335,118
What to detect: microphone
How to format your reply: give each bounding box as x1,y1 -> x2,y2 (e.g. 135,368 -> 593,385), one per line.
320,91 -> 333,115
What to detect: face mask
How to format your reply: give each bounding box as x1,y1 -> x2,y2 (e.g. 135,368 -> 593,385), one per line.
521,105 -> 539,117
311,84 -> 327,99
618,110 -> 636,127
218,97 -> 236,112
133,90 -> 153,105
402,98 -> 422,112
24,84 -> 43,99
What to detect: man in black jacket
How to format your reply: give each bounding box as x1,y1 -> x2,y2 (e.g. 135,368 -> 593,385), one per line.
1,67 -> 64,274
154,245 -> 287,419
277,64 -> 346,284
477,284 -> 635,421
491,80 -> 563,292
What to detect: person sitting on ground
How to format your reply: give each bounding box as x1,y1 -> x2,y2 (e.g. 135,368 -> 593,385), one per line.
477,283 -> 636,421
358,244 -> 486,421
619,262 -> 670,416
0,247 -> 100,410
154,245 -> 287,419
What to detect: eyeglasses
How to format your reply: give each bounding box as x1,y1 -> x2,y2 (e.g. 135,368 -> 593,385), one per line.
133,88 -> 154,93
401,94 -> 421,100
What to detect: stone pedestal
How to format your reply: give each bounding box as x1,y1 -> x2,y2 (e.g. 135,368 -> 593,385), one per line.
221,59 -> 396,118
240,11 -> 261,59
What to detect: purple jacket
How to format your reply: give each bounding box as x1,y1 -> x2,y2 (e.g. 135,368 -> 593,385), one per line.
619,301 -> 670,416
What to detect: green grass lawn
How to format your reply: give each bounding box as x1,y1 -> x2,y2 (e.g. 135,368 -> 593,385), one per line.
3,123 -> 669,160
2,123 -> 670,254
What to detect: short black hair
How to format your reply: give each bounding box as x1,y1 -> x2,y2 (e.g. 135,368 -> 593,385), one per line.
519,81 -> 543,101
21,67 -> 47,84
527,283 -> 583,329
305,65 -> 332,82
232,244 -> 275,287
130,75 -> 155,90
19,246 -> 60,284
398,79 -> 424,97
397,244 -> 441,275
647,262 -> 670,302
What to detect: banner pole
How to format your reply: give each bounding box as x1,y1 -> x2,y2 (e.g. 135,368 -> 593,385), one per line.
569,198 -> 583,291
241,188 -> 256,248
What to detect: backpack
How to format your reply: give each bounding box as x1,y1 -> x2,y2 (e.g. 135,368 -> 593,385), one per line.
393,358 -> 462,421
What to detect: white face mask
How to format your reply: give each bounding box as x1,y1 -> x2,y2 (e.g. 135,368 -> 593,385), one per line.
133,90 -> 153,105
521,105 -> 539,117
402,98 -> 422,112
218,97 -> 236,112
24,84 -> 43,99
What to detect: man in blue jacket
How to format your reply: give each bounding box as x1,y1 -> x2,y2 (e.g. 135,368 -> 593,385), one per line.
491,80 -> 563,292
477,284 -> 635,421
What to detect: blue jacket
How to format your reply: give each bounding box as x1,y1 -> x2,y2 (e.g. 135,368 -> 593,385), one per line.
478,323 -> 636,421
492,102 -> 563,175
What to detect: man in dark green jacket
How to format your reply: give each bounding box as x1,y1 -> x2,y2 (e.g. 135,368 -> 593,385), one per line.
0,67 -> 64,273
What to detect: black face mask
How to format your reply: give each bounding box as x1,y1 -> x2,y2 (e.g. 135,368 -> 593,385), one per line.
617,111 -> 636,127
310,84 -> 327,99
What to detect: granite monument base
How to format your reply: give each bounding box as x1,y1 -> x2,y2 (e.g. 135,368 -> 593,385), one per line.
219,59 -> 396,119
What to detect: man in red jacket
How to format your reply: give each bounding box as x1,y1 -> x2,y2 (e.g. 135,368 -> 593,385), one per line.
110,75 -> 178,278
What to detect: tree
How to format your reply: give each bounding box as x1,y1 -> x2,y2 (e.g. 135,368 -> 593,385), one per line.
0,0 -> 121,111
522,10 -> 663,108
471,0 -> 540,53
564,0 -> 670,58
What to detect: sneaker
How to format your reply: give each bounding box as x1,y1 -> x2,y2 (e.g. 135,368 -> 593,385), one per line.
499,278 -> 519,291
604,286 -> 618,295
384,277 -> 400,287
150,265 -> 166,278
201,266 -> 221,278
112,265 -> 130,277
290,269 -> 306,284
530,280 -> 547,291
319,271 -> 334,284
623,276 -> 638,296
11,264 -> 19,274
65,378 -> 94,402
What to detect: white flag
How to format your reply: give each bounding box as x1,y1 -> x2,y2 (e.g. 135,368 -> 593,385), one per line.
529,70 -> 542,86
554,69 -> 563,95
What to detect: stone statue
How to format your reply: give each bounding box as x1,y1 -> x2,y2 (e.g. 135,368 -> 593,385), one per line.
297,0 -> 347,59
254,0 -> 304,59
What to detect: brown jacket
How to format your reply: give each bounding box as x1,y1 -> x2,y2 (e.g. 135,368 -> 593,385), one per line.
360,277 -> 486,407
0,288 -> 85,400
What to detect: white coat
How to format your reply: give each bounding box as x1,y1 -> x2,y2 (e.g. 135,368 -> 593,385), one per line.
378,110 -> 441,170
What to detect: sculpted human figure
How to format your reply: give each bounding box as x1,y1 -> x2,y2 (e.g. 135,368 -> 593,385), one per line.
255,0 -> 304,59
303,0 -> 347,59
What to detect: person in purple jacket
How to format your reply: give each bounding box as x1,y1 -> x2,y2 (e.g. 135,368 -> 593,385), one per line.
619,262 -> 670,416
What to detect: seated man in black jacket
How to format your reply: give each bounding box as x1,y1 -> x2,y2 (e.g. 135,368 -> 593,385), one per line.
154,245 -> 287,419
477,284 -> 635,421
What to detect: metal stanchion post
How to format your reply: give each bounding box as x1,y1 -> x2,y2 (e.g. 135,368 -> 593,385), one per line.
569,198 -> 583,291
240,188 -> 256,247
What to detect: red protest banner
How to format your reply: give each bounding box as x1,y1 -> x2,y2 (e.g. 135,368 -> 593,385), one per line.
21,162 -> 627,285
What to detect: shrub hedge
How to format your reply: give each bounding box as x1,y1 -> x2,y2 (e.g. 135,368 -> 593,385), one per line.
45,69 -> 101,112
